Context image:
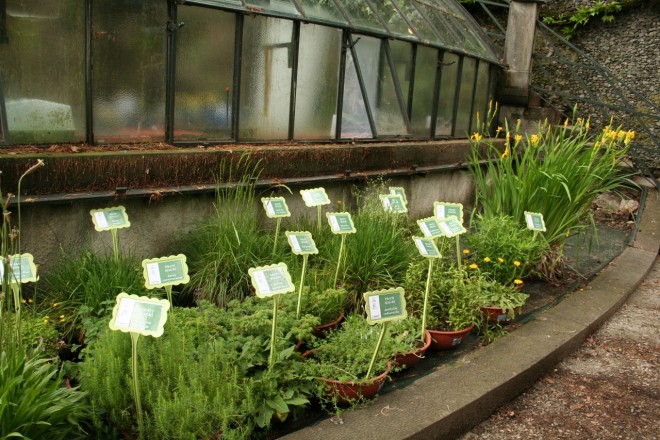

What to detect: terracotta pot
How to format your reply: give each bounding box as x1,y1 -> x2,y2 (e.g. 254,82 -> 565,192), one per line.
427,324 -> 475,350
393,330 -> 432,369
312,310 -> 345,338
480,306 -> 521,324
316,364 -> 391,405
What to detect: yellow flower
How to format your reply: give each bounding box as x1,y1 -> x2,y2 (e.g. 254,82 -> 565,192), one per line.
469,263 -> 478,269
513,261 -> 521,267
463,249 -> 470,255
530,134 -> 539,146
624,130 -> 635,145
28,298 -> 33,303
514,279 -> 523,285
336,200 -> 342,205
471,133 -> 482,142
585,120 -> 590,131
496,126 -> 503,136
497,258 -> 504,263
514,134 -> 523,144
43,319 -> 49,323
52,302 -> 58,307
20,299 -> 26,304
59,315 -> 65,319
566,230 -> 570,237
501,147 -> 510,159
483,257 -> 491,263
564,118 -> 569,128
593,141 -> 600,150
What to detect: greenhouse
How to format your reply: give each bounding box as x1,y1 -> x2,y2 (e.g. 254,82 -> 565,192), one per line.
0,0 -> 499,146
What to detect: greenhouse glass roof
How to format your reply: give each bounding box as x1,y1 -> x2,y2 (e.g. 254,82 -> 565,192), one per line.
186,0 -> 499,63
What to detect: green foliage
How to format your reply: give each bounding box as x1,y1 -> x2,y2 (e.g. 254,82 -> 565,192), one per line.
0,345 -> 89,439
333,179 -> 416,299
465,214 -> 549,285
41,249 -> 150,342
542,1 -> 623,40
281,286 -> 348,325
304,314 -> 393,383
478,279 -> 529,319
468,108 -> 636,247
182,155 -> 279,306
81,301 -> 313,438
404,260 -> 484,331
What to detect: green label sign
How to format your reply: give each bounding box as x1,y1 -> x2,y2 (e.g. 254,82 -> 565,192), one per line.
413,237 -> 441,258
434,202 -> 464,224
285,231 -> 319,255
0,253 -> 38,284
389,187 -> 407,205
248,263 -> 295,298
525,211 -> 546,232
327,212 -> 356,234
90,206 -> 131,231
417,217 -> 444,238
109,293 -> 170,337
142,255 -> 190,289
364,288 -> 407,325
261,197 -> 291,218
438,216 -> 466,237
379,194 -> 408,214
300,188 -> 330,207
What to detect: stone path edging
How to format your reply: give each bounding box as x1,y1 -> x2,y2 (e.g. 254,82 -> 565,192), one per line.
283,190 -> 659,440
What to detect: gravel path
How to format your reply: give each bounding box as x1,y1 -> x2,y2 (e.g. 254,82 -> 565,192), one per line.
460,257 -> 660,439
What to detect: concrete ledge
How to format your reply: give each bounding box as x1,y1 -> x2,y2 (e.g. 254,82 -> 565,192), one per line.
283,189 -> 659,440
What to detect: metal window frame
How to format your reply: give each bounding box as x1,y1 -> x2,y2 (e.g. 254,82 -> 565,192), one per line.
450,55 -> 464,138
382,38 -> 412,136
0,71 -> 7,145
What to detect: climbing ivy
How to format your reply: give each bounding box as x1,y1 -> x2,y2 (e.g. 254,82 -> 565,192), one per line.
541,1 -> 623,40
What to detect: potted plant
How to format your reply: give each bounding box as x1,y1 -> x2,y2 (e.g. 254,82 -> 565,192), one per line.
387,316 -> 432,369
404,261 -> 483,350
478,279 -> 529,324
302,314 -> 395,406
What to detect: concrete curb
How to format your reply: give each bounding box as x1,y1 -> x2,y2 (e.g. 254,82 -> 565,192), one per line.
283,190 -> 659,440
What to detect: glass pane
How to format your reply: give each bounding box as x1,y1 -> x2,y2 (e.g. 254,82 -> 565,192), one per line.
353,36 -> 407,137
436,52 -> 459,137
297,0 -> 347,25
471,61 -> 490,134
0,0 -> 85,144
92,0 -> 166,143
414,1 -> 461,50
341,51 -> 372,139
389,40 -> 413,110
368,0 -> 417,41
338,1 -> 387,36
244,0 -> 301,18
189,0 -> 243,7
392,0 -> 441,46
239,16 -> 293,141
454,57 -> 476,137
410,46 -> 437,138
174,6 -> 235,142
294,24 -> 342,140
441,0 -> 491,58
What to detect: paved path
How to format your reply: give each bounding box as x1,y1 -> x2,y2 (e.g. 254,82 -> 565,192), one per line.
461,258 -> 659,439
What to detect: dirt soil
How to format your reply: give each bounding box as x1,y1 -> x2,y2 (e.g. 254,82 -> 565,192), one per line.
460,258 -> 660,440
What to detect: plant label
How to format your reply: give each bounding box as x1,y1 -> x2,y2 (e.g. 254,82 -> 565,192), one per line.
379,194 -> 407,214
525,211 -> 546,232
90,206 -> 130,231
413,236 -> 441,258
248,263 -> 295,298
300,187 -> 330,207
285,231 -> 318,255
434,202 -> 464,224
261,197 -> 291,218
326,212 -> 356,234
142,255 -> 190,289
364,288 -> 407,325
0,253 -> 38,284
389,186 -> 407,205
417,216 -> 444,238
109,293 -> 169,337
438,216 -> 466,237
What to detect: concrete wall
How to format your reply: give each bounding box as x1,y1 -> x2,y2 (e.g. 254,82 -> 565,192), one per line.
16,169 -> 475,276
